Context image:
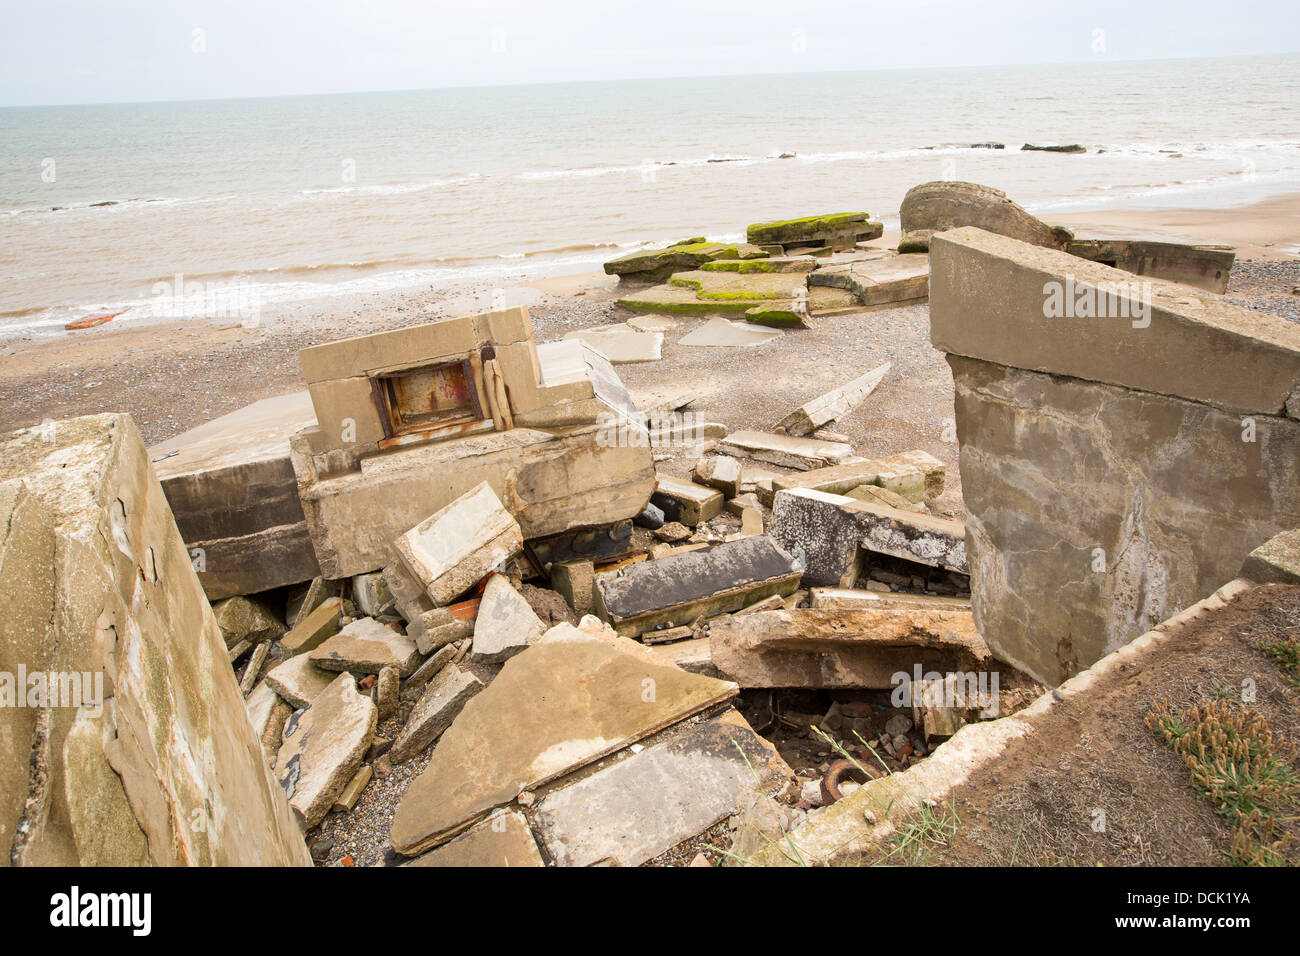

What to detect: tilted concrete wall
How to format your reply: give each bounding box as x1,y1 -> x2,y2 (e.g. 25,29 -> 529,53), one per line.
0,415 -> 310,865
929,228 -> 1300,685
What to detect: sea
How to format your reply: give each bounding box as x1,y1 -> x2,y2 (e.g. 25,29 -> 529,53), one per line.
2,53 -> 1298,340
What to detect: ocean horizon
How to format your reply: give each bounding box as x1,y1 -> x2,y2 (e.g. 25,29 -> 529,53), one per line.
2,52 -> 1298,339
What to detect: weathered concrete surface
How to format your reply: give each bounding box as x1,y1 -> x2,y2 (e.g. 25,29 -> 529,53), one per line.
212,595 -> 285,649
709,607 -> 990,688
389,620 -> 737,855
281,595 -> 342,655
274,673 -> 376,831
604,239 -> 769,283
293,422 -> 655,579
395,482 -> 523,606
533,710 -> 790,867
562,326 -> 663,363
769,488 -> 967,588
470,575 -> 546,663
310,617 -> 421,677
809,587 -> 971,610
898,181 -> 1067,254
388,664 -> 483,764
651,475 -> 724,527
0,415 -> 309,865
807,256 -> 930,308
930,228 -> 1300,417
746,212 -> 883,252
949,355 -> 1300,683
151,391 -> 320,600
595,535 -> 804,637
405,809 -> 544,867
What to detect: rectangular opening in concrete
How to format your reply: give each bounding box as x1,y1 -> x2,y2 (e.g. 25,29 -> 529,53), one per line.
371,357 -> 492,449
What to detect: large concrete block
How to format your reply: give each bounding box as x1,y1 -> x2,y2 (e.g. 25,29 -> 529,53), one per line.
294,423 -> 655,579
151,391 -> 320,600
949,355 -> 1300,685
929,228 -> 1300,417
0,415 -> 310,866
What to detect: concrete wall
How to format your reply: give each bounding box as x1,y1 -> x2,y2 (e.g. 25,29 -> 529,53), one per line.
0,415 -> 310,865
930,228 -> 1300,685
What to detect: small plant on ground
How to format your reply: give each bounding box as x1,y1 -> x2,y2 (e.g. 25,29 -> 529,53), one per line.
1146,698 -> 1299,866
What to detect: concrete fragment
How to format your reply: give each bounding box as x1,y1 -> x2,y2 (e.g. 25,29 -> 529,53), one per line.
1239,528 -> 1300,585
693,455 -> 742,498
652,475 -> 724,527
288,576 -> 332,629
239,641 -> 271,696
389,665 -> 484,764
774,363 -> 890,437
718,430 -> 855,471
275,673 -> 377,831
809,587 -> 971,610
766,450 -> 945,506
280,595 -> 342,656
845,483 -> 924,512
245,681 -> 291,763
405,809 -> 544,867
470,575 -> 547,663
709,607 -> 990,688
533,710 -> 790,867
678,317 -> 783,347
562,326 -> 663,363
770,488 -> 966,587
595,535 -> 804,636
310,617 -> 421,677
403,642 -> 459,692
898,181 -> 1066,254
375,665 -> 400,719
550,559 -> 596,617
213,595 -> 285,650
389,621 -> 738,855
353,571 -> 394,617
332,764 -> 373,813
150,391 -> 320,600
394,482 -> 524,606
265,653 -> 337,709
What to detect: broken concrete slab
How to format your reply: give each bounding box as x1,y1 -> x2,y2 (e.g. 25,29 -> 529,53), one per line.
562,326 -> 664,364
533,709 -> 790,867
411,603 -> 477,655
646,636 -> 721,678
765,450 -> 946,507
603,240 -> 769,283
708,607 -> 990,688
470,574 -> 547,663
845,483 -> 924,512
1063,233 -> 1235,294
808,255 -> 930,307
353,571 -> 394,618
150,391 -> 321,600
677,317 -> 784,347
394,482 -> 524,606
651,475 -> 724,527
405,809 -> 544,867
770,488 -> 967,587
595,535 -> 804,637
0,415 -> 310,866
746,212 -> 884,252
389,621 -> 738,855
898,181 -> 1067,254
717,430 -> 855,471
774,363 -> 891,437
1239,528 -> 1300,585
404,642 -> 460,692
288,576 -> 333,629
389,664 -> 484,764
281,595 -> 342,656
700,255 -> 819,274
275,673 -> 377,831
265,653 -> 337,709
528,519 -> 635,569
212,595 -> 286,650
310,617 -> 421,677
245,680 -> 291,763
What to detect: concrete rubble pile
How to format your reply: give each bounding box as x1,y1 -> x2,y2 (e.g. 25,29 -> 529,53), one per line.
9,180 -> 1288,868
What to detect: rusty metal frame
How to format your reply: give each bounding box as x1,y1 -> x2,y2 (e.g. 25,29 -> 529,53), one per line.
369,357 -> 489,449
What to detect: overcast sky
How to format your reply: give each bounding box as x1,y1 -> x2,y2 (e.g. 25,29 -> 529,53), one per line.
2,0 -> 1297,107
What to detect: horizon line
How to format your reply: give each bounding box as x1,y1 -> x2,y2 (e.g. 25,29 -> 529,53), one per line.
2,49 -> 1296,110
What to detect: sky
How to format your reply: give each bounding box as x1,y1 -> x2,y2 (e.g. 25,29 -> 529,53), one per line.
1,0 -> 1298,107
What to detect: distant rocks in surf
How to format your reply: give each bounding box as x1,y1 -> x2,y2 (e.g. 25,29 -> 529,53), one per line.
1021,143 -> 1087,153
